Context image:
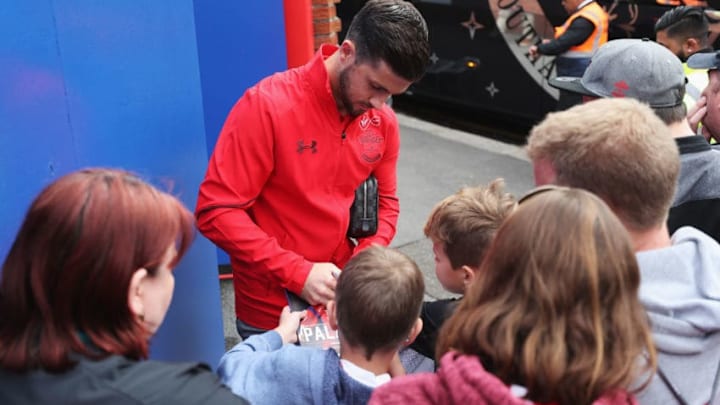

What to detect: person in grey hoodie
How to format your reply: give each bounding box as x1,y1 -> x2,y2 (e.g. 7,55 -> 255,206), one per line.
636,227 -> 720,404
217,246 -> 425,405
527,95 -> 720,404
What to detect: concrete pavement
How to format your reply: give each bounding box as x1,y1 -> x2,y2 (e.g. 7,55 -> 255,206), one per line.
220,112 -> 535,348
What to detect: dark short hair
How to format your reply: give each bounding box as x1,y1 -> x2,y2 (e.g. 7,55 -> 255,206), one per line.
652,80 -> 687,124
0,168 -> 195,372
655,6 -> 709,46
345,0 -> 430,82
653,102 -> 687,125
336,246 -> 424,359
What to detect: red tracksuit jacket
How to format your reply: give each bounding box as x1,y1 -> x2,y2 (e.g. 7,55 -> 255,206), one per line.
195,45 -> 400,329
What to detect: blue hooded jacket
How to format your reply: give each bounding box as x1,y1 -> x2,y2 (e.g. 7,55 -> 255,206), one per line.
218,331 -> 374,405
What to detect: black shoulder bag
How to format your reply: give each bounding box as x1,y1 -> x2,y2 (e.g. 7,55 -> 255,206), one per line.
347,175 -> 378,238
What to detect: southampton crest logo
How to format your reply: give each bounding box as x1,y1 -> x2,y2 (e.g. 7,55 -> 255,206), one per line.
356,113 -> 383,163
358,132 -> 383,163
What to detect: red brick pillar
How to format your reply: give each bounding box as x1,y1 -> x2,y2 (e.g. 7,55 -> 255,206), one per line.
312,0 -> 342,50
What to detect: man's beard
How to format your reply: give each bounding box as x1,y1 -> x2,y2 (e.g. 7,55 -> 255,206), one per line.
678,50 -> 688,63
338,65 -> 368,117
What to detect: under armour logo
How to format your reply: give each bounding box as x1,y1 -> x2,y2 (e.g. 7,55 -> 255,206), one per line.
297,140 -> 317,154
611,80 -> 629,98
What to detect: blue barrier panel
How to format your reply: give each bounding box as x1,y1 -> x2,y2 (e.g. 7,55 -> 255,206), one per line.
0,1 -> 78,261
194,0 -> 287,156
194,0 -> 287,267
0,1 -> 226,366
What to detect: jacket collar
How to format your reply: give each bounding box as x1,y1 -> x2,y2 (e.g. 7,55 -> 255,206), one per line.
675,135 -> 712,154
301,44 -> 352,128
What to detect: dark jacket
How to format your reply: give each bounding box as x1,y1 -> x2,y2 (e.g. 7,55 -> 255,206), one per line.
410,298 -> 460,360
0,355 -> 248,404
669,136 -> 720,244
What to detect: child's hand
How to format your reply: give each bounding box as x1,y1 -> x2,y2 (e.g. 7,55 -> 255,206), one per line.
274,306 -> 306,345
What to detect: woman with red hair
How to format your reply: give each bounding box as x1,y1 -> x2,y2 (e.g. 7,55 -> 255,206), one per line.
0,168 -> 247,404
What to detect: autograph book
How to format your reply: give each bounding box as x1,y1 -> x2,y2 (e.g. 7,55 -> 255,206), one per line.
285,291 -> 340,353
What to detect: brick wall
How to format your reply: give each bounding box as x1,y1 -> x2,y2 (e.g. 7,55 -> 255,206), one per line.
312,0 -> 342,50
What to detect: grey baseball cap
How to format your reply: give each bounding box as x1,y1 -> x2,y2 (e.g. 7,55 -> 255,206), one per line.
549,38 -> 685,108
687,50 -> 720,70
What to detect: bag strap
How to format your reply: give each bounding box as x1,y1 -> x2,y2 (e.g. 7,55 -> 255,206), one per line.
710,359 -> 720,404
656,366 -> 689,405
657,359 -> 720,405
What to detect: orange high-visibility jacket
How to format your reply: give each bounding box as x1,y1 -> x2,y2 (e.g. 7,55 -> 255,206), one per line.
555,1 -> 609,58
655,0 -> 705,6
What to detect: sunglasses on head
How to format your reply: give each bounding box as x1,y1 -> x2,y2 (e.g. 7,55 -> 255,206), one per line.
517,184 -> 572,205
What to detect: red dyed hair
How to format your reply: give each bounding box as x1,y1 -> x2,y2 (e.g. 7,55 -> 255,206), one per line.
0,168 -> 195,372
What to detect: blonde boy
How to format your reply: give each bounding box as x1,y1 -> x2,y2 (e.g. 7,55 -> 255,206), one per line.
410,179 -> 516,358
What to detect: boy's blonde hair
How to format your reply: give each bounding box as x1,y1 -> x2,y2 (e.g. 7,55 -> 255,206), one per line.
424,179 -> 516,270
527,98 -> 679,232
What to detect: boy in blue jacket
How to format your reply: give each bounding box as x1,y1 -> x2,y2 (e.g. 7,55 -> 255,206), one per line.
217,246 -> 425,405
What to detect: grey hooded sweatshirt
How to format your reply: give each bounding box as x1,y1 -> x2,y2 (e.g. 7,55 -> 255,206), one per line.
636,226 -> 720,405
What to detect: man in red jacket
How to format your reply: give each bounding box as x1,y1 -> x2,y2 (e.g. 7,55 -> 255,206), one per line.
195,0 -> 430,338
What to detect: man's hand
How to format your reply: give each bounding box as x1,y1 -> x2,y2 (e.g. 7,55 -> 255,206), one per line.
300,262 -> 340,306
688,96 -> 707,135
274,306 -> 306,344
688,96 -> 718,143
529,40 -> 549,60
529,45 -> 539,60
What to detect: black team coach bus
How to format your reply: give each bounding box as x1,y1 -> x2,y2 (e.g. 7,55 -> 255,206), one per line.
337,0 -> 720,128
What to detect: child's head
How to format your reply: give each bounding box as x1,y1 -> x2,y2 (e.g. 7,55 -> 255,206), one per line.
437,186 -> 656,405
424,179 -> 516,294
332,246 -> 424,360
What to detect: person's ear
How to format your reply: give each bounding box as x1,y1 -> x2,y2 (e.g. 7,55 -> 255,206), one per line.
461,265 -> 478,291
685,37 -> 700,54
532,158 -> 558,186
128,268 -> 148,319
404,318 -> 423,346
327,300 -> 338,331
339,40 -> 356,64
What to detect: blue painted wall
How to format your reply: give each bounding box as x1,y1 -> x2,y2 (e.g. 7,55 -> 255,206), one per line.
0,1 -> 286,366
